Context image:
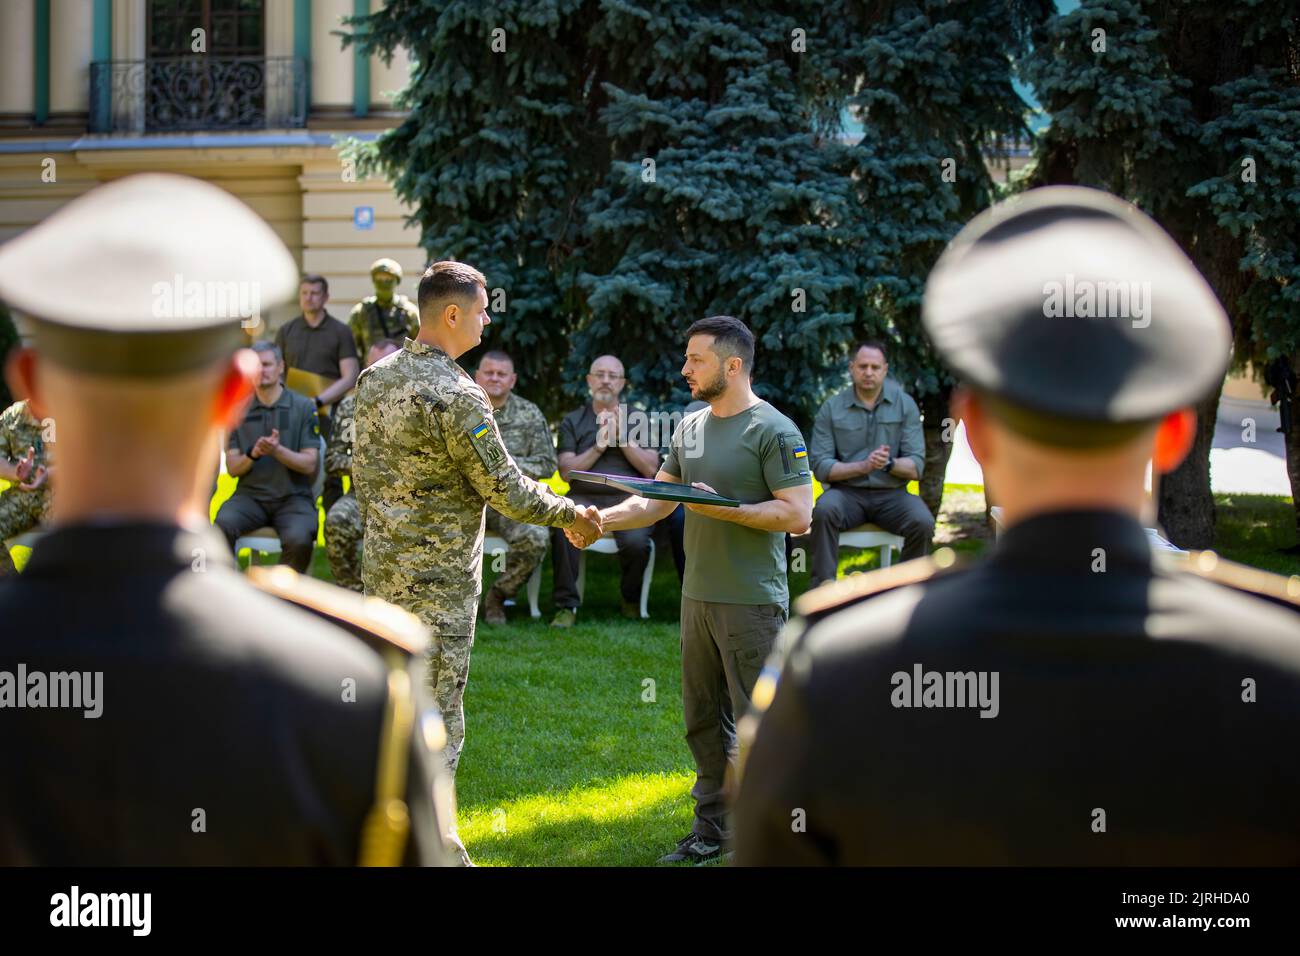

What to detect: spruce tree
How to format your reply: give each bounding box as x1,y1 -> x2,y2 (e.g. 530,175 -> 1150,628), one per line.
1022,0 -> 1300,548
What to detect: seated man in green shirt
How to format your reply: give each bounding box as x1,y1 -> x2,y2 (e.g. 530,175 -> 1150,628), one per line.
586,316 -> 813,864
807,340 -> 934,586
216,342 -> 321,572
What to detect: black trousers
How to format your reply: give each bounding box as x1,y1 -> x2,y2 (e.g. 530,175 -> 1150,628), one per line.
214,492 -> 318,573
551,491 -> 652,609
809,485 -> 935,587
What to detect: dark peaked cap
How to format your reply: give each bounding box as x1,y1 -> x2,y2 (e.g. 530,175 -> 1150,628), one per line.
0,173 -> 298,376
922,186 -> 1231,445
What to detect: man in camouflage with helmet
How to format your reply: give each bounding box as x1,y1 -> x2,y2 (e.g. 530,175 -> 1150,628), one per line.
349,258 -> 420,360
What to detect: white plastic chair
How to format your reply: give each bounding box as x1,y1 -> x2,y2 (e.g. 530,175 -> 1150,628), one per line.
838,523 -> 905,568
576,534 -> 656,619
482,534 -> 543,618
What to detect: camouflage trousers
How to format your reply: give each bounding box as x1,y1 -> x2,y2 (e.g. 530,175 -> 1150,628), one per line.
483,507 -> 548,600
0,488 -> 48,578
325,492 -> 363,593
425,632 -> 474,776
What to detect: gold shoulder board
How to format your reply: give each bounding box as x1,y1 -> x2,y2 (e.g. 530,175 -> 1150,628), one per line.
247,566 -> 426,866
247,565 -> 429,656
1179,550 -> 1300,609
794,547 -> 962,621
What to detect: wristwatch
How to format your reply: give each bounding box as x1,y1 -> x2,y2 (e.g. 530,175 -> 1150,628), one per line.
313,396 -> 324,410
884,455 -> 896,474
246,442 -> 261,459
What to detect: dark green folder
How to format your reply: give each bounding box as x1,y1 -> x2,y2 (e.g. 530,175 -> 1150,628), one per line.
567,471 -> 741,507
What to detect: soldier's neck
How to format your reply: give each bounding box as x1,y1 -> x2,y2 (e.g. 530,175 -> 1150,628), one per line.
375,293 -> 394,307
489,391 -> 509,410
48,441 -> 215,529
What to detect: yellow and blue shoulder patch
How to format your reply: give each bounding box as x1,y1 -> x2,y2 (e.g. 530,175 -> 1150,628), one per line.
467,418 -> 508,473
792,443 -> 807,459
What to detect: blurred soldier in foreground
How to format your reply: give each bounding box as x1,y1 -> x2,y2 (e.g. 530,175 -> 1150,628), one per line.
325,338 -> 402,592
474,349 -> 557,624
0,174 -> 454,866
0,398 -> 52,577
353,261 -> 602,780
736,187 -> 1300,865
349,258 -> 420,360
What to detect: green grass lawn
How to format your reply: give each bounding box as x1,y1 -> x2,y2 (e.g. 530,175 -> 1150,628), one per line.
4,478 -> 1296,865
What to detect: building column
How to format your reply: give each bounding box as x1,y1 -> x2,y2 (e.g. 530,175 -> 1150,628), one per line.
34,0 -> 51,124
0,2 -> 36,118
352,0 -> 369,118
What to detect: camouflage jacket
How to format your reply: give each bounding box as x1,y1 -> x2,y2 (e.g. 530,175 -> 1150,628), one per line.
348,295 -> 420,359
325,392 -> 355,478
352,340 -> 576,633
0,400 -> 52,509
491,393 -> 557,481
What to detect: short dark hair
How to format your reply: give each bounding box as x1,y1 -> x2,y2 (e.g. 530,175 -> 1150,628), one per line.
418,260 -> 486,323
851,340 -> 889,364
300,274 -> 329,295
685,315 -> 755,371
480,349 -> 514,369
251,340 -> 283,364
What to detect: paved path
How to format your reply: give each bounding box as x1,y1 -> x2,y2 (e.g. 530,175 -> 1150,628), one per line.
942,396 -> 1292,497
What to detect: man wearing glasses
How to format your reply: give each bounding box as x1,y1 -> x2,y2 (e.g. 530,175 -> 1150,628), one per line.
551,355 -> 662,625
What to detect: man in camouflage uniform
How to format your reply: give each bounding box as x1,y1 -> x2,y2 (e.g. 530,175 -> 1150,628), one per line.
0,399 -> 53,577
325,338 -> 402,592
353,261 -> 603,775
348,258 -> 420,360
474,349 -> 558,624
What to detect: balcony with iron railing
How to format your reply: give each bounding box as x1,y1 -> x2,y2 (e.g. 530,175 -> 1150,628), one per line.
88,56 -> 307,134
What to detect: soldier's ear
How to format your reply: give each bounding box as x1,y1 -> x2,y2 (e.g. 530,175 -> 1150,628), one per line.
952,388 -> 988,465
1152,408 -> 1196,474
213,349 -> 257,430
3,347 -> 49,420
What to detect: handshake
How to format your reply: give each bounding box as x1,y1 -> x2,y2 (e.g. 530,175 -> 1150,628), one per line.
563,504 -> 604,549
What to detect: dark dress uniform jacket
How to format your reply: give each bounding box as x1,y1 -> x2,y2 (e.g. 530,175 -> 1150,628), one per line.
0,522 -> 445,865
735,511 -> 1300,865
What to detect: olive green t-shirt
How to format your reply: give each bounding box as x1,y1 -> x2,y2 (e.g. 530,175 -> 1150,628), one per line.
662,401 -> 811,606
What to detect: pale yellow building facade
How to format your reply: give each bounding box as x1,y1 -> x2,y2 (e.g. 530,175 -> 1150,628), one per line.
0,0 -> 425,340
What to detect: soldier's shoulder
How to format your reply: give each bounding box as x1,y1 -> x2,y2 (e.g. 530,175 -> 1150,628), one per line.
247,565 -> 429,659
509,393 -> 547,420
793,548 -> 968,626
1172,550 -> 1300,614
349,299 -> 372,316
396,294 -> 419,311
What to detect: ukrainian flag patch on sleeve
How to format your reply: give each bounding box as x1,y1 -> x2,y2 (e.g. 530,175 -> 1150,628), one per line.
793,444 -> 808,459
468,419 -> 507,472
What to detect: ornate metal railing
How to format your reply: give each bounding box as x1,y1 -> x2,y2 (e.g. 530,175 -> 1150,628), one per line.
89,56 -> 307,133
